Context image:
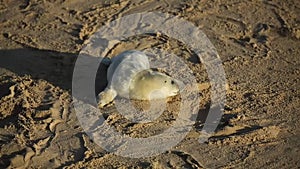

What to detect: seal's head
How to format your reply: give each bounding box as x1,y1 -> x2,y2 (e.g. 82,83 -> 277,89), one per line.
129,70 -> 180,100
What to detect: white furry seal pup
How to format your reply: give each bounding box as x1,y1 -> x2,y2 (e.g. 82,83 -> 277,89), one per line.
98,50 -> 180,107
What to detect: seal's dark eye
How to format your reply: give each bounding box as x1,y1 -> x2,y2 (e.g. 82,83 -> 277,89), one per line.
171,80 -> 175,84
164,80 -> 167,83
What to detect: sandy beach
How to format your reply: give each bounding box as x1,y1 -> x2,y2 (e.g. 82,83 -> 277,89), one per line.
0,0 -> 299,168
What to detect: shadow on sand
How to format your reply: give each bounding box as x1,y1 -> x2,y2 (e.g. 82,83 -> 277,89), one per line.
0,48 -> 108,95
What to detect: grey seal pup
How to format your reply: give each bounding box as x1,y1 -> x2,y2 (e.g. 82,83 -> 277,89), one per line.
98,50 -> 179,107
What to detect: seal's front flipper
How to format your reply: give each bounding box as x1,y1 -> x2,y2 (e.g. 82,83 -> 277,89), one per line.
97,88 -> 117,108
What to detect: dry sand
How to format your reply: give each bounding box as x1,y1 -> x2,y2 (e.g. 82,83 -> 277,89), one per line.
0,0 -> 299,168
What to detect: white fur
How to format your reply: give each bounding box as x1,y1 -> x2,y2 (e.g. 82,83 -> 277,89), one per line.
98,50 -> 179,107
107,50 -> 150,97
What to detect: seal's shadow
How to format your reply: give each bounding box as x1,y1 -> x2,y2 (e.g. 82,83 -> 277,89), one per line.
95,61 -> 109,95
0,48 -> 108,96
0,48 -> 76,90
